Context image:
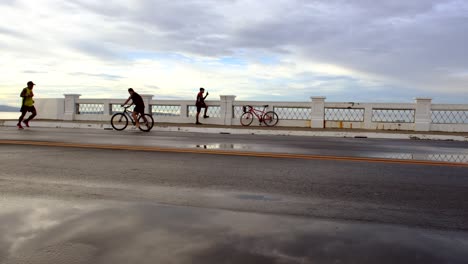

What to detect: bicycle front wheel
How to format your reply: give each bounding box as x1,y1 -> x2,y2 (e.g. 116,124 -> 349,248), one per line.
138,114 -> 154,132
263,111 -> 279,127
111,113 -> 128,131
240,112 -> 254,126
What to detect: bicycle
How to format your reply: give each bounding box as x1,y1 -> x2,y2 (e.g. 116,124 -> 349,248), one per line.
240,105 -> 279,127
111,105 -> 154,132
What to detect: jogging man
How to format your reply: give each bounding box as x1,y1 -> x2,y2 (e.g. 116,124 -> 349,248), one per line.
195,87 -> 209,125
17,81 -> 37,129
122,88 -> 147,129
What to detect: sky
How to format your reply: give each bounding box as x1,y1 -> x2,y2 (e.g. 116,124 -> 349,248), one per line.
1,0 -> 467,106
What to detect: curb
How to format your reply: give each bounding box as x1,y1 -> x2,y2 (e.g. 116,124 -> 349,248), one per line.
155,126 -> 468,141
1,120 -> 467,142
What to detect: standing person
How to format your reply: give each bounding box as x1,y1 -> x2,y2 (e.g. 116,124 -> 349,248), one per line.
17,81 -> 37,130
122,88 -> 147,129
195,87 -> 209,125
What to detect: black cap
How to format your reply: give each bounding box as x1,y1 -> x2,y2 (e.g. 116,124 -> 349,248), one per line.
27,81 -> 35,86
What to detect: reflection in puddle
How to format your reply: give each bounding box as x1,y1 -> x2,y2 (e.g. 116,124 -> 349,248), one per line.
374,153 -> 468,163
236,194 -> 282,202
427,154 -> 468,163
193,145 -> 468,163
190,143 -> 468,164
195,143 -> 251,150
1,198 -> 468,264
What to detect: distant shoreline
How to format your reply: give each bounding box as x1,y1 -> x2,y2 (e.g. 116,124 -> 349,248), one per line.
0,105 -> 19,112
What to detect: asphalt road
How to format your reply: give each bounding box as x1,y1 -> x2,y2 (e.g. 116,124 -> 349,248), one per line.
1,143 -> 467,230
1,127 -> 467,263
1,126 -> 468,161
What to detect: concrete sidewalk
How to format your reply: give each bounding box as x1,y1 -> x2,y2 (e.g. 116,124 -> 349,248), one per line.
1,119 -> 468,141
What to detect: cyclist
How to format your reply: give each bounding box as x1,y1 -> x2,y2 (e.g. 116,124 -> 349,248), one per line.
195,87 -> 209,125
122,88 -> 147,129
17,81 -> 37,129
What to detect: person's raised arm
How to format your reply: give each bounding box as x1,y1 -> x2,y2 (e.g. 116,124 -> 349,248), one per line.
204,91 -> 209,100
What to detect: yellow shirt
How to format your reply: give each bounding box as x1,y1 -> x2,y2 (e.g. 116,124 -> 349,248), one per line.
23,88 -> 34,107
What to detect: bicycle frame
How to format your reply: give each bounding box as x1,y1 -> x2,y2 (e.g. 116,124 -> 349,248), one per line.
121,105 -> 146,125
119,106 -> 136,125
243,105 -> 268,121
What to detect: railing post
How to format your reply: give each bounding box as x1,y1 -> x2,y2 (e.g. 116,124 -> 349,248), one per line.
220,95 -> 236,125
103,100 -> 111,116
180,103 -> 188,118
311,96 -> 326,128
141,94 -> 153,114
64,94 -> 81,121
363,105 -> 373,129
414,97 -> 432,131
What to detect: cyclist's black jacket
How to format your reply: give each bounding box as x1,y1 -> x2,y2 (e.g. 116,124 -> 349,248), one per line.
131,92 -> 144,107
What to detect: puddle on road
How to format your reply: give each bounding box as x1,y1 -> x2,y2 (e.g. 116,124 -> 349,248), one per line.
192,143 -> 468,163
193,144 -> 468,163
1,198 -> 467,264
235,194 -> 282,202
195,143 -> 251,150
367,153 -> 468,163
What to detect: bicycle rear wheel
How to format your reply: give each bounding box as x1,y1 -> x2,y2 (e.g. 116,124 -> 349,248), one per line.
138,114 -> 154,132
263,111 -> 279,127
240,112 -> 254,126
111,113 -> 128,131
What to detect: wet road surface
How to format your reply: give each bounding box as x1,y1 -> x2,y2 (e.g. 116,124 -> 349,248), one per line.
1,198 -> 467,264
1,127 -> 468,263
1,127 -> 467,163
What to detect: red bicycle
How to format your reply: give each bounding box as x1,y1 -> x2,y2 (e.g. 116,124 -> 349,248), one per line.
240,105 -> 279,127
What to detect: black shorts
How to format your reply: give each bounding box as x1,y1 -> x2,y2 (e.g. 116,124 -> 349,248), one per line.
20,105 -> 36,113
133,105 -> 145,114
196,103 -> 207,113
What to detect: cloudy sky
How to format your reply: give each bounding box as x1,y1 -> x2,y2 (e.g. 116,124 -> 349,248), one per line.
1,0 -> 467,106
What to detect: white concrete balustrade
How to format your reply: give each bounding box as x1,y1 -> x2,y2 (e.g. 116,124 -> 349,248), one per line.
33,95 -> 468,132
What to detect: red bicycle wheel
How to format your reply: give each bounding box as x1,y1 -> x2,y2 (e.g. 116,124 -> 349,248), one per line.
240,112 -> 254,126
263,111 -> 279,127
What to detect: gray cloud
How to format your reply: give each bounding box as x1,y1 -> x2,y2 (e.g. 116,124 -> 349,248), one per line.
62,1 -> 468,87
230,1 -> 468,89
23,70 -> 47,74
2,0 -> 467,101
61,1 -> 238,56
0,26 -> 24,38
0,0 -> 16,6
68,41 -> 123,60
69,72 -> 123,80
